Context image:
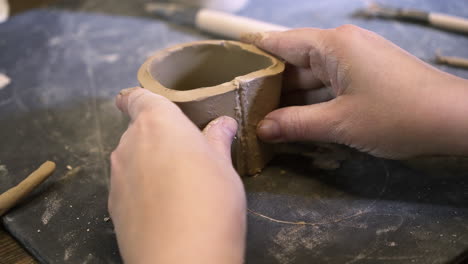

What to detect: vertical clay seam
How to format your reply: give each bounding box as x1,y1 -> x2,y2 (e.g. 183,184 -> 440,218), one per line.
234,79 -> 249,174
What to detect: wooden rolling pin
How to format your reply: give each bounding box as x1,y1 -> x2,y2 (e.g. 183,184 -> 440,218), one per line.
0,161 -> 56,216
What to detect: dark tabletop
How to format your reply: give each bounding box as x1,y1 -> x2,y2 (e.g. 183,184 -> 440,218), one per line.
1,0 -> 468,263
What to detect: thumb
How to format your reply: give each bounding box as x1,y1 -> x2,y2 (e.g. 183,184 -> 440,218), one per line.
203,116 -> 238,161
257,100 -> 344,143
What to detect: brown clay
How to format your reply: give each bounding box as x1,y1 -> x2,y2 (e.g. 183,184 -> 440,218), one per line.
138,40 -> 285,176
0,161 -> 56,216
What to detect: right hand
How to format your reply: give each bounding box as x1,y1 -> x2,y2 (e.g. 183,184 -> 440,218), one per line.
242,26 -> 468,159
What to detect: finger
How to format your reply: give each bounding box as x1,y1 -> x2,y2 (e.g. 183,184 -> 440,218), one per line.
241,28 -> 333,85
283,64 -> 324,92
241,29 -> 327,67
203,116 -> 238,161
257,99 -> 345,143
281,87 -> 334,106
115,87 -> 141,114
115,87 -> 177,121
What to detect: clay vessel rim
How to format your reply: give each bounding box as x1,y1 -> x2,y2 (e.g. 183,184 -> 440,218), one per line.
138,40 -> 285,102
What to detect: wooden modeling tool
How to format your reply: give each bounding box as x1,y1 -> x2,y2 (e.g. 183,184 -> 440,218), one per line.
145,3 -> 289,40
0,161 -> 56,216
354,2 -> 468,34
435,51 -> 468,69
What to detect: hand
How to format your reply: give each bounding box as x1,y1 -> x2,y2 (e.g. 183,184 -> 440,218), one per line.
242,26 -> 468,159
109,87 -> 246,264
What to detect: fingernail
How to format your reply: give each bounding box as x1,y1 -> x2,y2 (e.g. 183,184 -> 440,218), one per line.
257,119 -> 281,141
220,116 -> 238,138
203,118 -> 221,135
204,116 -> 238,138
240,32 -> 267,44
116,87 -> 142,112
119,87 -> 141,96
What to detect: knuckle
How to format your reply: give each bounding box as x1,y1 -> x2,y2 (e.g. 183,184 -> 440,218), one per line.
127,89 -> 148,110
132,110 -> 159,131
110,151 -> 119,166
327,104 -> 352,144
135,109 -> 157,123
138,99 -> 180,122
131,100 -> 184,136
130,91 -> 177,115
333,24 -> 367,43
283,108 -> 308,140
334,24 -> 376,43
335,24 -> 361,35
130,110 -> 167,139
328,118 -> 348,144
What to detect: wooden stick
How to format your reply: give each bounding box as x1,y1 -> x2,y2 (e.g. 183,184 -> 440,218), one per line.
429,13 -> 468,35
435,53 -> 468,68
354,3 -> 468,34
0,161 -> 56,216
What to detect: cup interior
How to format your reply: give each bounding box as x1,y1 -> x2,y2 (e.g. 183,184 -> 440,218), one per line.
150,43 -> 273,91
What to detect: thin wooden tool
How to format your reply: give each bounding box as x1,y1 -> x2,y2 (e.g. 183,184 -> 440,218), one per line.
0,161 -> 56,216
435,53 -> 468,69
354,2 -> 468,34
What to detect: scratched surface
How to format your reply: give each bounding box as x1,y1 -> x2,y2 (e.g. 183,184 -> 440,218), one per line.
0,0 -> 468,263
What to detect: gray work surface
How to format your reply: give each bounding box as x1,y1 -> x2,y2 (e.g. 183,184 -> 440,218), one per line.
1,0 -> 468,263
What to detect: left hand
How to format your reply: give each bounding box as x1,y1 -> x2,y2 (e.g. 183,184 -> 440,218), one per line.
109,87 -> 246,264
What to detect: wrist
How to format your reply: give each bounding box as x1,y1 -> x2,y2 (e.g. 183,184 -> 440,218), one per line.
418,75 -> 468,156
133,165 -> 245,264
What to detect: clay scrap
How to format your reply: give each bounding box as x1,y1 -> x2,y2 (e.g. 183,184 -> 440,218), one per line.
138,40 -> 285,176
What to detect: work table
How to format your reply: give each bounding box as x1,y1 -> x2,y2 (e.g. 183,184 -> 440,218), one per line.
1,0 -> 468,263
